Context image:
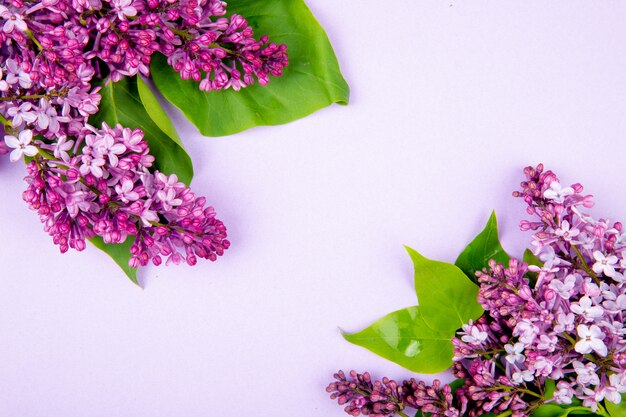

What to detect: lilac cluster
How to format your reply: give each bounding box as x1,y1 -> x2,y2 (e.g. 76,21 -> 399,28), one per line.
327,371 -> 462,417
329,165 -> 626,416
0,0 -> 288,146
0,0 -> 287,90
0,0 -> 287,269
327,371 -> 463,417
21,121 -> 229,266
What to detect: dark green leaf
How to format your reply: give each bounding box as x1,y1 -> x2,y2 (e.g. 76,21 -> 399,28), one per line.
524,248 -> 542,268
407,246 -> 484,331
89,236 -> 138,286
544,379 -> 557,401
91,76 -> 193,185
448,378 -> 465,393
150,0 -> 350,136
524,248 -> 542,284
342,306 -> 456,374
455,211 -> 510,282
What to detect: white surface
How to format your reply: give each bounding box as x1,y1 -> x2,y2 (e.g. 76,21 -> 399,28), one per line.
2,1 -> 626,416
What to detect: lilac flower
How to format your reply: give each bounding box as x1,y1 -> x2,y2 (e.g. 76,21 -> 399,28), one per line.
555,220 -> 580,242
575,325 -> 607,357
330,165 -> 626,417
543,181 -> 575,203
19,122 -> 230,266
504,342 -> 525,364
52,135 -> 74,162
592,251 -> 619,278
570,296 -> 604,320
5,129 -> 37,162
554,381 -> 574,404
549,274 -> 577,299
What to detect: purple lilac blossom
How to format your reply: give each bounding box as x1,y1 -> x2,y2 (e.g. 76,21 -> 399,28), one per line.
0,1 -> 289,267
329,164 -> 626,417
22,121 -> 230,266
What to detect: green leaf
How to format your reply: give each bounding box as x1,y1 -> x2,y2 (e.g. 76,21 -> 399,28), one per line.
524,248 -> 542,268
150,0 -> 350,137
524,248 -> 542,284
89,236 -> 138,286
606,395 -> 626,417
91,76 -> 193,185
532,404 -> 597,417
455,211 -> 510,282
342,306 -> 456,374
544,379 -> 557,401
136,76 -> 185,151
406,246 -> 484,331
344,249 -> 484,373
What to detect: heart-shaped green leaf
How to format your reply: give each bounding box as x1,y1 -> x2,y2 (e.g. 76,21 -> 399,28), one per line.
343,306 -> 456,374
344,248 -> 484,373
150,0 -> 350,137
455,211 -> 510,282
407,246 -> 484,331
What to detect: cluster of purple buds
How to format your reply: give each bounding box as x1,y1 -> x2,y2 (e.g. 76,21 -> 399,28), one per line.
329,165 -> 626,416
20,122 -> 229,266
327,371 -> 462,417
0,0 -> 287,91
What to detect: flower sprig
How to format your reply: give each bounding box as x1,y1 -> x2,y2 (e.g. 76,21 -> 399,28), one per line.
328,164 -> 626,417
0,0 -> 289,278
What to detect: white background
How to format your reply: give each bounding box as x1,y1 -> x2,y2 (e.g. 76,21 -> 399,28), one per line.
2,1 -> 626,416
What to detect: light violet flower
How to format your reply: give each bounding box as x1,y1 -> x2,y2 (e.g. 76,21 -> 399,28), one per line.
114,179 -> 140,203
504,342 -> 525,364
549,274 -> 577,299
555,220 -> 580,242
543,181 -> 575,203
111,0 -> 137,20
460,322 -> 488,345
536,334 -> 558,352
5,130 -> 37,162
553,381 -> 574,404
7,102 -> 37,127
2,11 -> 27,33
573,361 -> 600,386
53,136 -> 74,162
511,369 -> 534,385
575,324 -> 607,357
570,296 -> 604,321
592,251 -> 618,278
